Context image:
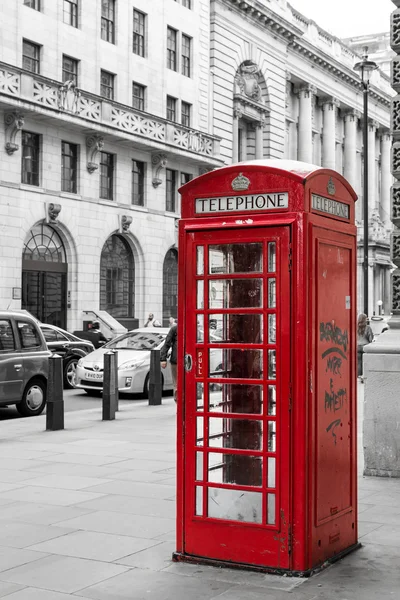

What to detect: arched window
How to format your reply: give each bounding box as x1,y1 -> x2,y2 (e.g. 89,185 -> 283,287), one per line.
100,235 -> 135,318
163,248 -> 178,326
23,224 -> 66,263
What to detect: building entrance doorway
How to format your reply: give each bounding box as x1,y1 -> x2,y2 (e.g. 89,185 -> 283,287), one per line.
22,224 -> 67,328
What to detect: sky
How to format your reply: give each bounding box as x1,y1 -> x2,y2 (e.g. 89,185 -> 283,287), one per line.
289,0 -> 393,38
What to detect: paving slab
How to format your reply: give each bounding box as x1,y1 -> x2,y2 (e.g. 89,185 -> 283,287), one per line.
0,521 -> 76,549
0,588 -> 94,600
75,494 -> 176,519
0,582 -> 26,598
0,547 -> 47,573
0,486 -> 105,507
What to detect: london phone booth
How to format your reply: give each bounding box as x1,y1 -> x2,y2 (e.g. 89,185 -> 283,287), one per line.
174,160 -> 359,575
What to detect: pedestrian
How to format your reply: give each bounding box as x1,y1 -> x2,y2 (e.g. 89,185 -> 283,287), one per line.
144,312 -> 161,327
160,322 -> 177,402
169,316 -> 176,327
357,313 -> 373,380
90,321 -> 108,348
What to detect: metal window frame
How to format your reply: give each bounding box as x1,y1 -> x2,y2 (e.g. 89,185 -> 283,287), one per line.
100,70 -> 115,100
132,81 -> 145,111
99,151 -> 114,200
167,27 -> 178,71
181,101 -> 191,127
21,130 -> 40,186
61,141 -> 78,194
101,0 -> 115,43
62,55 -> 78,85
133,9 -> 145,57
22,40 -> 40,74
166,168 -> 177,213
63,0 -> 78,27
167,95 -> 177,122
132,159 -> 145,206
24,0 -> 40,11
182,34 -> 191,77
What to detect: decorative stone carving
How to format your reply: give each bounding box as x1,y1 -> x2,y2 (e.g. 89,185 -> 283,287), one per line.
297,84 -> 317,99
392,183 -> 400,225
86,135 -> 104,173
58,80 -> 80,113
391,10 -> 400,52
233,106 -> 243,119
199,166 -> 213,176
393,98 -> 400,135
369,208 -> 388,242
392,142 -> 400,178
152,153 -> 167,188
120,215 -> 132,233
235,62 -> 262,102
47,203 -> 61,224
4,111 -> 24,155
319,96 -> 340,110
392,231 -> 400,266
392,57 -> 400,91
392,272 -> 400,311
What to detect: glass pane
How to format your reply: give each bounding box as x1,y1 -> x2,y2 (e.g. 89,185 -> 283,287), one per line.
208,487 -> 262,523
196,417 -> 204,446
268,421 -> 276,452
195,486 -> 203,516
209,244 -> 262,274
267,493 -> 276,525
268,314 -> 276,344
268,242 -> 276,272
209,384 -> 263,414
209,349 -> 263,379
196,383 -> 204,410
268,279 -> 276,308
209,314 -> 263,344
197,280 -> 204,309
196,246 -> 204,275
268,349 -> 276,379
209,279 -> 262,309
267,385 -> 276,416
208,453 -> 262,486
208,418 -> 263,450
197,314 -> 204,342
267,457 -> 276,489
196,452 -> 203,480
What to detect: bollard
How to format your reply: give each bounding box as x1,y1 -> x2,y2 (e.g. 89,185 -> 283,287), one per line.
46,354 -> 64,431
148,349 -> 162,405
113,350 -> 119,412
102,351 -> 118,420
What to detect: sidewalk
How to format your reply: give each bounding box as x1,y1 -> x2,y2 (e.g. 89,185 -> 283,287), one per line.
0,385 -> 398,600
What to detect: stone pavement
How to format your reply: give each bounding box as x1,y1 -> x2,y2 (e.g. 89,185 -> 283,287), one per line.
0,384 -> 398,600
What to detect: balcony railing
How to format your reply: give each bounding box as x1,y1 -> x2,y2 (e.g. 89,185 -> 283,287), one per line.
0,62 -> 220,160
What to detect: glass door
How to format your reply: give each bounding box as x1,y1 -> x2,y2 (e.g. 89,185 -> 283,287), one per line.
183,226 -> 291,569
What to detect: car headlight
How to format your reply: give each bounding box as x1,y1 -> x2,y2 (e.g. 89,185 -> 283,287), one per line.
77,358 -> 84,367
119,359 -> 146,371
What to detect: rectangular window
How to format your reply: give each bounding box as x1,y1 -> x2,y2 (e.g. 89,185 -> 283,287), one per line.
101,0 -> 115,44
62,55 -> 78,85
100,70 -> 114,100
182,0 -> 192,7
182,34 -> 191,77
61,141 -> 78,193
167,27 -> 177,71
24,0 -> 40,10
63,0 -> 78,27
22,40 -> 40,74
17,321 -> 41,349
0,320 -> 16,353
132,82 -> 145,111
132,160 -> 145,206
166,169 -> 176,212
100,152 -> 114,200
133,9 -> 145,57
167,96 -> 177,122
21,131 -> 40,186
181,172 -> 192,186
181,101 -> 191,127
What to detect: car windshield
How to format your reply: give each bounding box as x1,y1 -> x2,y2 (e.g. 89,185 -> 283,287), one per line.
105,331 -> 166,351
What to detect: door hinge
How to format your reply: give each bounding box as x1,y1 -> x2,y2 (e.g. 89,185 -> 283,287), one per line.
288,245 -> 292,271
288,525 -> 293,555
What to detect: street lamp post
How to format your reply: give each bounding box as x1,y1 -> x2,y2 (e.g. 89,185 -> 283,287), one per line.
354,47 -> 378,317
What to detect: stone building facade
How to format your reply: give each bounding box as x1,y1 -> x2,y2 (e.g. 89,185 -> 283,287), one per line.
0,0 -> 222,333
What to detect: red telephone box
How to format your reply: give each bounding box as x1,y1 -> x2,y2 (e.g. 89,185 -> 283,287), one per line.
174,160 -> 359,576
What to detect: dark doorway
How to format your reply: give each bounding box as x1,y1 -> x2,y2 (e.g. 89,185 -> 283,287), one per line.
22,224 -> 67,328
100,235 -> 135,322
163,248 -> 178,326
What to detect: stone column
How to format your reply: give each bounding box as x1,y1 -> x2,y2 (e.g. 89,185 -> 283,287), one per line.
384,266 -> 391,313
232,107 -> 242,164
297,85 -> 315,163
255,117 -> 265,159
368,121 -> 378,210
380,131 -> 392,226
320,98 -> 339,170
343,110 -> 359,190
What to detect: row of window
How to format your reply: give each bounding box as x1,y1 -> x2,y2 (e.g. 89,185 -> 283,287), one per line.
24,1 -> 192,76
21,131 -> 192,212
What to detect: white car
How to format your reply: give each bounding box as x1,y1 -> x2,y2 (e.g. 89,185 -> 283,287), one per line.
75,328 -> 173,396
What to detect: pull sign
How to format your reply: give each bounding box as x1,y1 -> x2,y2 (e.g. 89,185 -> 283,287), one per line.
196,349 -> 204,377
184,354 -> 193,372
345,296 -> 351,310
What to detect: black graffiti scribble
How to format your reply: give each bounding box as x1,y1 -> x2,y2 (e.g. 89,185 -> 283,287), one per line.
320,322 -> 348,353
326,419 -> 341,445
324,378 -> 347,413
322,347 -> 347,361
326,356 -> 342,375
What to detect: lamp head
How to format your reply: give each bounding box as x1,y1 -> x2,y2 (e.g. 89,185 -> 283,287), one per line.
353,46 -> 378,85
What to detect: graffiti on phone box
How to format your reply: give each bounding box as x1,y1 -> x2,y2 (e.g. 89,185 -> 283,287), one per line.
320,322 -> 348,353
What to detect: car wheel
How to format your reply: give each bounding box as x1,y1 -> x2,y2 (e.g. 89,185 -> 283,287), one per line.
64,358 -> 78,389
84,388 -> 102,397
17,378 -> 46,417
143,373 -> 164,399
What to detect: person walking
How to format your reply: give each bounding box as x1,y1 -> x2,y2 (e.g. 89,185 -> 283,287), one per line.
357,313 -> 373,381
90,321 -> 108,348
144,313 -> 161,327
160,322 -> 177,402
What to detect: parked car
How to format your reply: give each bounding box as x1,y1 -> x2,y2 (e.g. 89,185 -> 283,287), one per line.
75,328 -> 174,397
0,311 -> 51,416
40,324 -> 94,389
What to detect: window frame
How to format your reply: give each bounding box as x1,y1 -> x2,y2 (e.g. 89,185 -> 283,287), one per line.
132,159 -> 145,207
132,81 -> 145,111
62,55 -> 79,85
63,0 -> 78,27
0,319 -> 16,353
166,168 -> 177,213
133,8 -> 146,57
167,27 -> 178,71
181,101 -> 191,127
100,69 -> 115,100
21,131 -> 40,187
17,320 -> 42,350
24,0 -> 40,10
100,151 -> 114,200
181,34 -> 191,77
182,0 -> 192,8
101,0 -> 115,44
22,39 -> 40,74
167,95 -> 177,122
61,141 -> 78,194
180,172 -> 192,186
